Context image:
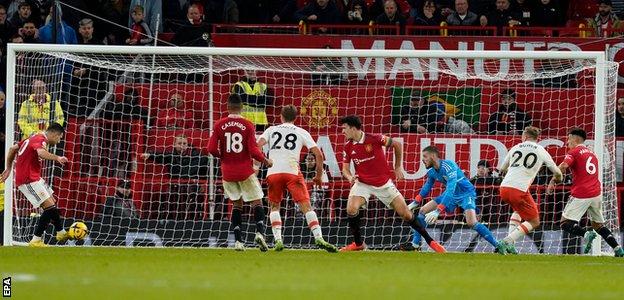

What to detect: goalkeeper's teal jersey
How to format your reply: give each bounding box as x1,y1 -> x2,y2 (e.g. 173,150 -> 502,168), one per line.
419,159 -> 476,208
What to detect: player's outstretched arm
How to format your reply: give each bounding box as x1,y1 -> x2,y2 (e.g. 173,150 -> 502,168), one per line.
247,127 -> 269,166
310,146 -> 325,186
390,138 -> 404,181
36,148 -> 68,165
548,163 -> 564,184
547,162 -> 568,194
425,167 -> 458,224
342,163 -> 356,184
257,137 -> 267,150
0,144 -> 19,182
419,176 -> 435,200
499,151 -> 511,176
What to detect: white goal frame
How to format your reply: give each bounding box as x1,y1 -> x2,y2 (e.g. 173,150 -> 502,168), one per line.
3,44 -> 611,250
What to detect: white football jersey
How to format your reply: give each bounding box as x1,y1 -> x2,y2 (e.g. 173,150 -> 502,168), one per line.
260,123 -> 317,176
501,141 -> 561,192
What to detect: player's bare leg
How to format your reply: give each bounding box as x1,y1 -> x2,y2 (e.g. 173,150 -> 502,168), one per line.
269,201 -> 284,251
410,201 -> 438,250
393,196 -> 445,253
500,215 -> 539,255
29,197 -> 69,247
298,202 -> 336,253
583,221 -> 624,256
464,209 -> 503,254
250,199 -> 268,252
231,199 -> 245,251
340,196 -> 367,251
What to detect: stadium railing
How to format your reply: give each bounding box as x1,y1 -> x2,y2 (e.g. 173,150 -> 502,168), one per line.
502,25 -> 594,37
212,23 -> 304,35
209,23 -> 601,37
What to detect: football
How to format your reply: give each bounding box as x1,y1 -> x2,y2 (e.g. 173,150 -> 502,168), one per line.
68,221 -> 89,241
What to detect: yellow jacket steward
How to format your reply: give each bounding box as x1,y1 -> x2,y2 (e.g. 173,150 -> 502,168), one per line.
18,93 -> 65,140
231,80 -> 270,126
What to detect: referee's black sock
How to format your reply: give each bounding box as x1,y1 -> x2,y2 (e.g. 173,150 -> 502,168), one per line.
34,205 -> 55,237
231,208 -> 243,242
347,213 -> 363,246
253,204 -> 266,235
561,220 -> 586,237
408,214 -> 433,244
597,226 -> 620,249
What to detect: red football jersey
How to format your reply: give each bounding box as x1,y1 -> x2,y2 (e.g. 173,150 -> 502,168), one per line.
563,145 -> 601,198
15,133 -> 47,186
343,133 -> 392,187
208,115 -> 267,182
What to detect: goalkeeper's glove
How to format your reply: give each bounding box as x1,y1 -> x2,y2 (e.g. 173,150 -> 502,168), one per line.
407,195 -> 423,211
424,209 -> 440,224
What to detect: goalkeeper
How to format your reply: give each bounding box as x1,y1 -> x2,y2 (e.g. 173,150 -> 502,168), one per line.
408,146 -> 505,253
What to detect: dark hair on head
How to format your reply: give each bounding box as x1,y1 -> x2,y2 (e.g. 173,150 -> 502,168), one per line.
281,105 -> 298,122
422,145 -> 439,155
46,122 -> 65,134
569,127 -> 587,141
18,2 -> 30,9
227,94 -> 243,113
22,19 -> 36,27
339,115 -> 362,129
228,94 -> 242,106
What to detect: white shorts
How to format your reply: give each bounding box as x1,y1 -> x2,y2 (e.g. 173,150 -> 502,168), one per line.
562,195 -> 605,223
18,178 -> 54,208
223,175 -> 264,202
349,180 -> 402,208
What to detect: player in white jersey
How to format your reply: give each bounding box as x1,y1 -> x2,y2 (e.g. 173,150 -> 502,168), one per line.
498,127 -> 562,254
257,105 -> 337,252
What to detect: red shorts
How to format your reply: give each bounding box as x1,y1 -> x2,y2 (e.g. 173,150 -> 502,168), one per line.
266,173 -> 310,204
499,186 -> 539,220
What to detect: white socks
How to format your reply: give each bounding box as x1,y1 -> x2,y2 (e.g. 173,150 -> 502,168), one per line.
305,211 -> 323,239
505,221 -> 534,243
270,210 -> 323,241
509,212 -> 522,236
270,211 -> 282,242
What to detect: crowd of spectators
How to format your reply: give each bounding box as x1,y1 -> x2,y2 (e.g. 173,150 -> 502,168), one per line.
0,0 -> 617,53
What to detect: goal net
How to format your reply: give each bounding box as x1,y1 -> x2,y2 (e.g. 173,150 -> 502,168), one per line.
3,45 -> 619,254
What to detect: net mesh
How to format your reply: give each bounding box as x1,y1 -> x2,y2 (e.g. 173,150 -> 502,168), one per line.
5,48 -> 619,253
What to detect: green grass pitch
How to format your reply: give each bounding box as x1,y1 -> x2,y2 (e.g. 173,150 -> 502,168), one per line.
1,247 -> 623,300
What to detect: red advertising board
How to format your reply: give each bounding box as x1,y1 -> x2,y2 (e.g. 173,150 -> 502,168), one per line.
213,34 -> 624,83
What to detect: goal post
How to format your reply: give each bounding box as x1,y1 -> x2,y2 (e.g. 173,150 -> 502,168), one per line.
3,44 -> 619,254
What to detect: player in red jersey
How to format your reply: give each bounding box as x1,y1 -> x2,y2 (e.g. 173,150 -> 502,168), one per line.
547,128 -> 624,257
1,123 -> 71,247
208,94 -> 273,251
338,115 -> 445,252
